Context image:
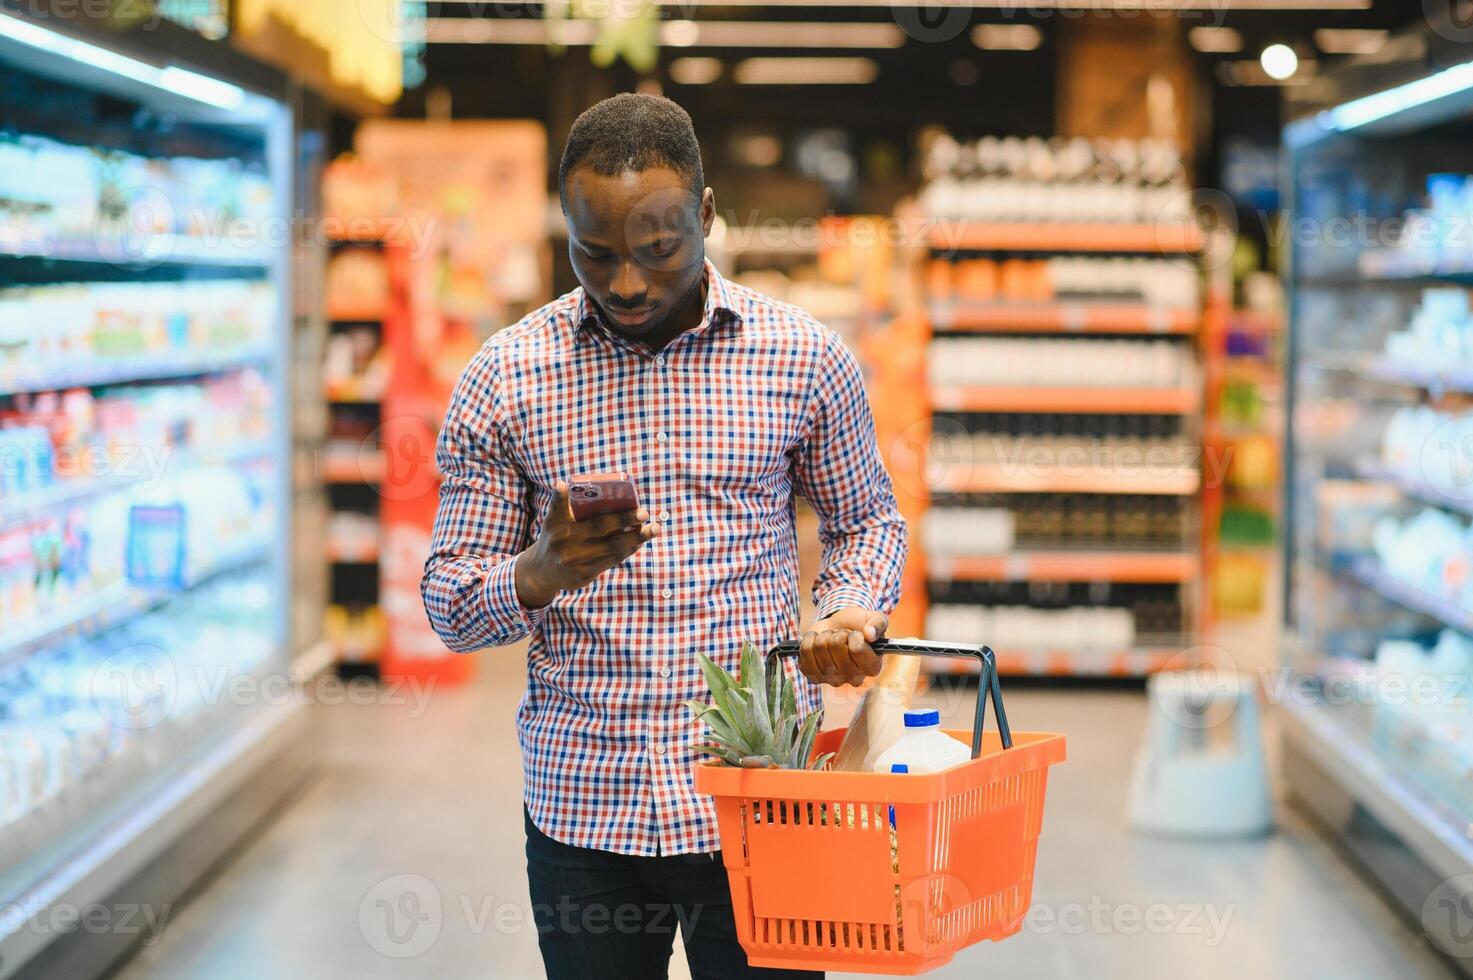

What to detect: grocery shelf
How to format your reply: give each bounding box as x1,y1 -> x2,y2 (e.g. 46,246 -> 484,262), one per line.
324,222 -> 397,243
0,538 -> 273,670
327,540 -> 380,564
0,345 -> 274,397
928,550 -> 1196,583
930,385 -> 1199,415
930,303 -> 1199,335
926,646 -> 1183,677
0,234 -> 273,269
1309,354 -> 1473,395
931,463 -> 1199,496
1336,554 -> 1473,636
326,308 -> 386,322
322,453 -> 384,484
0,440 -> 275,524
1282,697 -> 1473,892
326,392 -> 384,406
1353,458 -> 1473,518
924,222 -> 1205,255
1358,248 -> 1473,282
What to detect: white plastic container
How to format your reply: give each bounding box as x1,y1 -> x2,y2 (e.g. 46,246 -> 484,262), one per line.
872,709 -> 972,774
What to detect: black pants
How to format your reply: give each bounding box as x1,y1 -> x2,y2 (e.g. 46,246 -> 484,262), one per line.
524,810 -> 822,980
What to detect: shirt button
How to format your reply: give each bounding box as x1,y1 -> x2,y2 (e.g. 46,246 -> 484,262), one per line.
661,587 -> 673,600
655,355 -> 666,367
659,666 -> 672,678
653,744 -> 666,756
659,509 -> 671,522
656,431 -> 668,444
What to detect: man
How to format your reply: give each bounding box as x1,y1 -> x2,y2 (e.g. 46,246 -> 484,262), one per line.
422,93 -> 908,979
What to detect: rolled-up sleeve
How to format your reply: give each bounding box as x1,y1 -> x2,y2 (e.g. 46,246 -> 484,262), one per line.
793,329 -> 909,619
422,351 -> 545,652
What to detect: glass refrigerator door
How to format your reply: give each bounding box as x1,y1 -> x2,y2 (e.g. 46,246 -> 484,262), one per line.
0,12 -> 296,954
1284,69 -> 1473,879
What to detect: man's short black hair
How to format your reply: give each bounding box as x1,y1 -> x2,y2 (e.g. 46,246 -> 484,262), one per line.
558,93 -> 705,207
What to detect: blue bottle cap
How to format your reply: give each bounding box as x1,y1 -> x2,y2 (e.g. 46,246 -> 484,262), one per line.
903,709 -> 940,728
890,763 -> 909,773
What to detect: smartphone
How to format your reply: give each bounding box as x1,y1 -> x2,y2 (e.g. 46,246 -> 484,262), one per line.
567,472 -> 640,522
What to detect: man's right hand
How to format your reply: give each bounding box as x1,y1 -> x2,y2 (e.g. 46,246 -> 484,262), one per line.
515,481 -> 659,609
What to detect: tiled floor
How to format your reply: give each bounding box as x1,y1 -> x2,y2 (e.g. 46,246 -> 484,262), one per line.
112,648 -> 1452,980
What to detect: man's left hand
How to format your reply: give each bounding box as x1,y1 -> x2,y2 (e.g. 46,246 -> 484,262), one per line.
799,607 -> 888,687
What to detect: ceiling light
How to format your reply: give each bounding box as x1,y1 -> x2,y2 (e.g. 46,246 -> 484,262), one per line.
1188,26 -> 1242,53
733,57 -> 878,85
434,0 -> 1371,9
972,24 -> 1041,51
1320,60 -> 1473,130
670,56 -> 723,84
0,12 -> 254,112
1259,43 -> 1298,80
426,18 -> 904,48
1219,57 -> 1315,86
1313,28 -> 1387,55
677,21 -> 903,47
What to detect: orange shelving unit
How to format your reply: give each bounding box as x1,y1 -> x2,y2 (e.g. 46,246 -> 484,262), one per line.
929,303 -> 1200,335
923,222 -> 1206,255
927,551 -> 1197,584
889,214 -> 1222,677
931,385 -> 1200,415
933,465 -> 1199,497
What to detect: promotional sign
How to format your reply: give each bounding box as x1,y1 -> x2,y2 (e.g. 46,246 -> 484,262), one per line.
353,122 -> 548,685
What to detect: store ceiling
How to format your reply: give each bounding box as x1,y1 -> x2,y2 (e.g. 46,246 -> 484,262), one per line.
398,0 -> 1442,213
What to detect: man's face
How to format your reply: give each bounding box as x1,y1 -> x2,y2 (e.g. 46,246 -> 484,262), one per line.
564,166 -> 715,342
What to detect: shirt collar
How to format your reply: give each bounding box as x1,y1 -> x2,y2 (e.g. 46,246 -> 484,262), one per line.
573,259 -> 743,343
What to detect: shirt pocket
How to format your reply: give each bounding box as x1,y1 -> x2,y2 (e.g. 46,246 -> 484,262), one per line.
679,380 -> 802,495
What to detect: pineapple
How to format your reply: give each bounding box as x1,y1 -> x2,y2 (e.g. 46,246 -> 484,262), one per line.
683,641 -> 834,770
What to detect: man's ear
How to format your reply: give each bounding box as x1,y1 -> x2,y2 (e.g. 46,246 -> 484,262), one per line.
700,187 -> 716,237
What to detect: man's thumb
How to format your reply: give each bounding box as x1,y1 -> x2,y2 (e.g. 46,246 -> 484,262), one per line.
866,610 -> 889,641
552,481 -> 573,521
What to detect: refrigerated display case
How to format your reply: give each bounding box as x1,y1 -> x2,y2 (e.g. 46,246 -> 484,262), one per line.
0,13 -> 313,978
1282,21 -> 1473,972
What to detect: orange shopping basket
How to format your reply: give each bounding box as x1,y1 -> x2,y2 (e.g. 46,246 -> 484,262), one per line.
692,639 -> 1066,975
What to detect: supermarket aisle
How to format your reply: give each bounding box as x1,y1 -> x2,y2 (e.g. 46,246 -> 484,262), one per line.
111,652 -> 1450,980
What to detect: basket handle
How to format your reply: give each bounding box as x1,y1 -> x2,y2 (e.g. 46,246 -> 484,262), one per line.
766,638 -> 1012,759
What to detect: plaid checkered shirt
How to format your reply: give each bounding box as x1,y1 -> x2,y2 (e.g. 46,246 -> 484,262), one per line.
422,260 -> 908,856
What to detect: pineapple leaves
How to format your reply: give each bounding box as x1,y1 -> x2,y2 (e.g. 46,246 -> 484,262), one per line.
685,641 -> 829,771
794,707 -> 823,769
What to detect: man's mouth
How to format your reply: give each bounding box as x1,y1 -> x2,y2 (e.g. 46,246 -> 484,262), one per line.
606,306 -> 656,328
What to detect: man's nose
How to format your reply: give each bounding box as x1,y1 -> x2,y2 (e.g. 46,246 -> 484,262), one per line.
611,260 -> 648,303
